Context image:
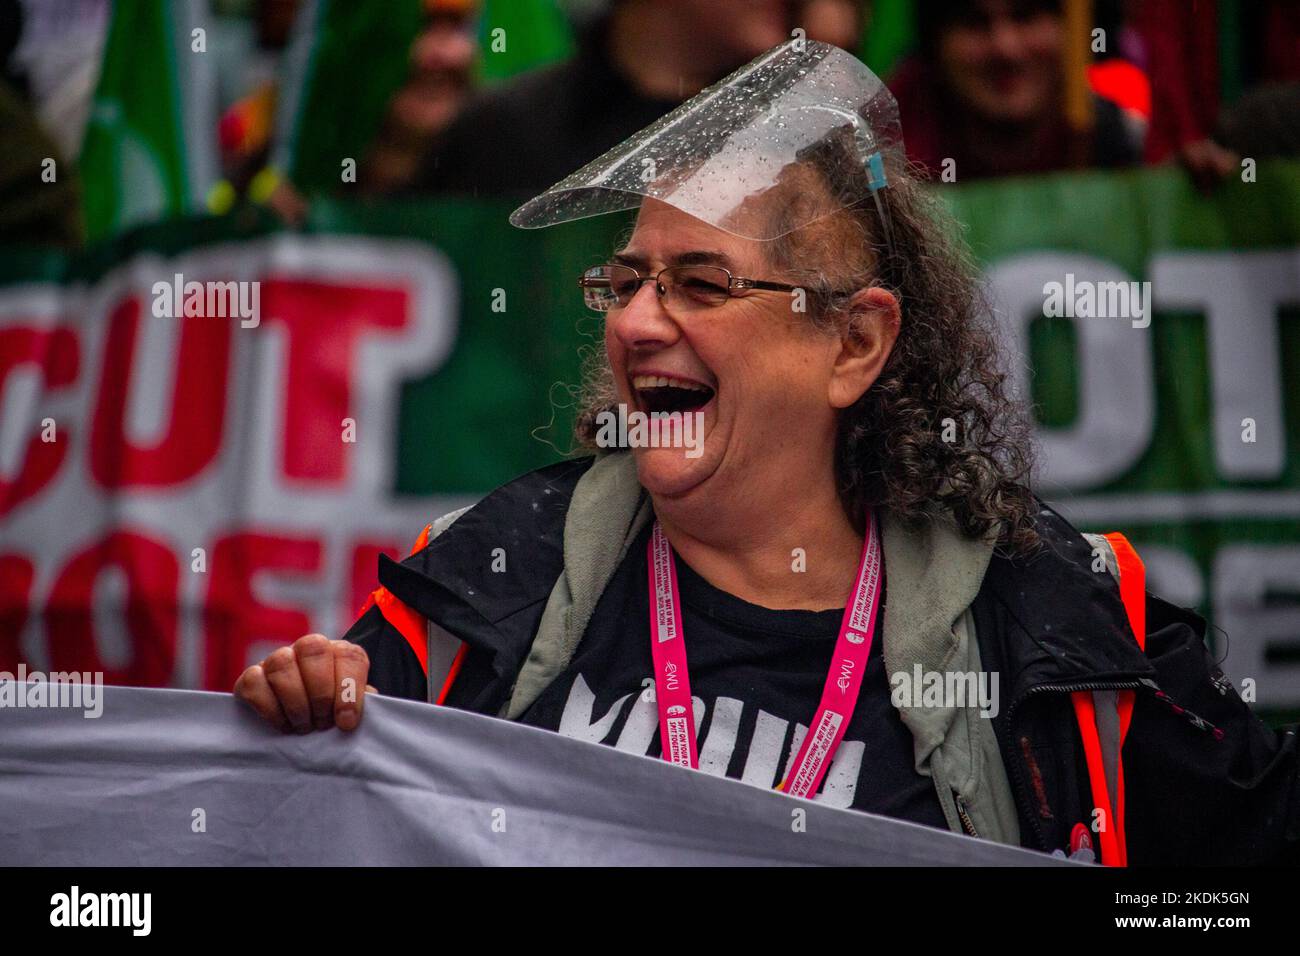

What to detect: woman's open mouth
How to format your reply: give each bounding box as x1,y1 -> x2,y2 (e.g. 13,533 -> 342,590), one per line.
632,374 -> 715,415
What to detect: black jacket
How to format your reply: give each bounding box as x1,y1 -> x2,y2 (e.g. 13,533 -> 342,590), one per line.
345,458 -> 1300,865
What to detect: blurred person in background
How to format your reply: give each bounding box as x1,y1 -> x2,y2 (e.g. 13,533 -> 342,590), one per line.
6,0 -> 108,160
359,0 -> 480,198
1176,81 -> 1300,193
1137,0 -> 1300,192
364,0 -> 869,197
0,0 -> 86,247
888,0 -> 1141,180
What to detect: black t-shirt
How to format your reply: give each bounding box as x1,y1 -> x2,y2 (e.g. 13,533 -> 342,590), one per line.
519,524 -> 950,828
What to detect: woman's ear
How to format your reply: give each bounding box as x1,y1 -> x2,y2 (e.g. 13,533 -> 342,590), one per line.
827,286 -> 901,409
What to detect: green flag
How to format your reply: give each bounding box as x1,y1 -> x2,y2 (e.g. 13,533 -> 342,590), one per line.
861,0 -> 916,77
272,0 -> 575,195
271,0 -> 426,195
476,0 -> 574,82
78,0 -> 218,242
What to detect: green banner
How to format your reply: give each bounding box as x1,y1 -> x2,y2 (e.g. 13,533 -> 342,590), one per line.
2,164 -> 1297,710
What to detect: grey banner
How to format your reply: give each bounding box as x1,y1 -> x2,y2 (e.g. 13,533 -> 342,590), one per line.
0,685 -> 1065,866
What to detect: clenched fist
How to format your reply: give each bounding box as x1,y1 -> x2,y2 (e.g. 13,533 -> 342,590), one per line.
234,634 -> 375,733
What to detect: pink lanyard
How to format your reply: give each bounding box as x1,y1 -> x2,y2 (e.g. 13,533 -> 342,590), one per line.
646,512 -> 883,798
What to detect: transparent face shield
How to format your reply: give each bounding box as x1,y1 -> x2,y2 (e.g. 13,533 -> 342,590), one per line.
509,39 -> 903,245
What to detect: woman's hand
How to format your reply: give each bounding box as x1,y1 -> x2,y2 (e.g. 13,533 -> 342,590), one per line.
234,634 -> 374,733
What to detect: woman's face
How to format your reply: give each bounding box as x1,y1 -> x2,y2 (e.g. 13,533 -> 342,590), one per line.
604,199 -> 849,503
938,1 -> 1063,125
668,0 -> 793,67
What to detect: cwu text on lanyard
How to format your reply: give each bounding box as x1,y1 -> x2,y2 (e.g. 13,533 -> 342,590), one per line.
645,512 -> 883,799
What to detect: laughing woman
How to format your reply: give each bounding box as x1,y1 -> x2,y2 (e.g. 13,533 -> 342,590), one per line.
235,41 -> 1299,866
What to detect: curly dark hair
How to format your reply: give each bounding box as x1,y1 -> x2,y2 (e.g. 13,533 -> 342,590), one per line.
572,145 -> 1040,553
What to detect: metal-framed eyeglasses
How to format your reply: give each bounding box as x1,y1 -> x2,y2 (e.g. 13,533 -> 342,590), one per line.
579,263 -> 801,314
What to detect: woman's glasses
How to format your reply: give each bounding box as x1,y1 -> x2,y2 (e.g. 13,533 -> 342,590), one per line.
578,263 -> 800,313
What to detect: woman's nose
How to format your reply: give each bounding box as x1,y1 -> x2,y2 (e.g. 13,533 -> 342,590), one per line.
609,281 -> 681,349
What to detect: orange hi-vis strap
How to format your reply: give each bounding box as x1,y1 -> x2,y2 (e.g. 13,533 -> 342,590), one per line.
1071,532 -> 1146,867
356,525 -> 470,705
358,524 -> 432,671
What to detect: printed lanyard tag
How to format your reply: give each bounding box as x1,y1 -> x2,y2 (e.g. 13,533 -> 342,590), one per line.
646,513 -> 883,798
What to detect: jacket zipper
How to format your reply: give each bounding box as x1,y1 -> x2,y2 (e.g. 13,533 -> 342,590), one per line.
1001,678 -> 1150,852
954,793 -> 978,838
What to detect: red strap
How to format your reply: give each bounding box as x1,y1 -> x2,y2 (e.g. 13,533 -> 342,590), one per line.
1071,692 -> 1125,866
1104,532 -> 1146,651
1071,532 -> 1147,867
1106,532 -> 1146,868
435,643 -> 469,706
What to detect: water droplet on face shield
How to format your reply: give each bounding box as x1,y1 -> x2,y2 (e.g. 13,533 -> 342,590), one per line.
509,40 -> 901,241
